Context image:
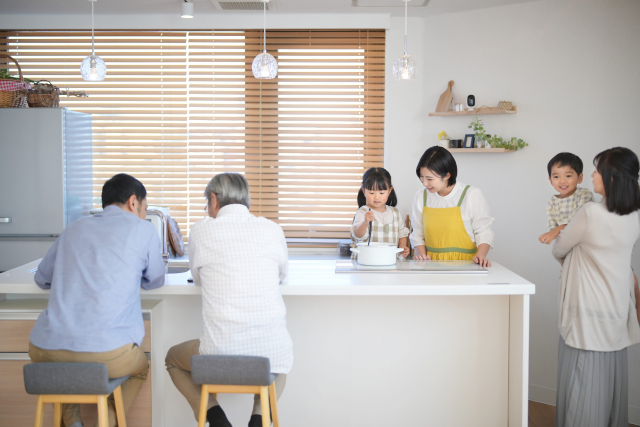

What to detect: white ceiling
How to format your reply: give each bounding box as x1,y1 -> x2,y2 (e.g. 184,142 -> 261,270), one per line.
0,0 -> 541,17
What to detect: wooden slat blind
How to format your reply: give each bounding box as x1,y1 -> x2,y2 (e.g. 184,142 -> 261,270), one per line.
0,29 -> 385,243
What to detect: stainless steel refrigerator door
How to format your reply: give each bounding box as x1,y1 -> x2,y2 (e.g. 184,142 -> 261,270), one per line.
0,109 -> 65,236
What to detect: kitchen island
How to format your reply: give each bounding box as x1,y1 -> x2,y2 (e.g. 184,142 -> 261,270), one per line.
0,255 -> 534,427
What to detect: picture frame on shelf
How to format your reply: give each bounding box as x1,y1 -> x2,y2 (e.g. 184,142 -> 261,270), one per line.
463,134 -> 475,148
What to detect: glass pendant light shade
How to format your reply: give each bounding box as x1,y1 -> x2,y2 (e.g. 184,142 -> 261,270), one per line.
81,0 -> 106,81
81,54 -> 107,81
252,52 -> 278,79
252,0 -> 277,79
394,0 -> 417,82
393,54 -> 417,81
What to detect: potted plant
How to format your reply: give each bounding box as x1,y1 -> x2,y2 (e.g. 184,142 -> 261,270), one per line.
468,117 -> 528,151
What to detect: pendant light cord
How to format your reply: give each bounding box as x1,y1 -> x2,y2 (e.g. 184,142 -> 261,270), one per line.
91,0 -> 95,56
263,1 -> 267,53
403,0 -> 408,55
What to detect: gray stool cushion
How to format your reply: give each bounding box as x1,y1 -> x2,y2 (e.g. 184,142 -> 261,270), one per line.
24,363 -> 129,395
191,355 -> 276,386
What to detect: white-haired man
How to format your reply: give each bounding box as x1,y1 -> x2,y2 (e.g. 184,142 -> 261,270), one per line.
165,173 -> 292,427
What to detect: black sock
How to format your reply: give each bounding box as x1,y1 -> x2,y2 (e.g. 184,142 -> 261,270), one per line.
207,405 -> 232,427
248,414 -> 262,427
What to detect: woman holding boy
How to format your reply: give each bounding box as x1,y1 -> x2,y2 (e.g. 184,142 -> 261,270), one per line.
553,147 -> 640,427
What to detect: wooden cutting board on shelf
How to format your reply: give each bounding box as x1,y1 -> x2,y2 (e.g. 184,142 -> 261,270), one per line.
435,80 -> 454,112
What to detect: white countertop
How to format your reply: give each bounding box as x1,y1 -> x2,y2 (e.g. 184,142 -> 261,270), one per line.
0,258 -> 535,296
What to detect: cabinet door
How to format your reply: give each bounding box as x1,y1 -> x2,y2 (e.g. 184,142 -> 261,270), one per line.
0,359 -> 152,427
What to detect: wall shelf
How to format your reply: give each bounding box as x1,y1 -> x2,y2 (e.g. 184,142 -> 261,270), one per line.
446,148 -> 509,153
429,106 -> 517,116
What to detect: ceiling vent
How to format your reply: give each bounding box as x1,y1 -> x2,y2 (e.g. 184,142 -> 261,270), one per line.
211,0 -> 276,11
353,0 -> 429,7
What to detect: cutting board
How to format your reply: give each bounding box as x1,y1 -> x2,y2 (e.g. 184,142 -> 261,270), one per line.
435,80 -> 454,112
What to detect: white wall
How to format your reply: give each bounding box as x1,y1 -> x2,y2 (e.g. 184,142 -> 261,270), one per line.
385,0 -> 640,420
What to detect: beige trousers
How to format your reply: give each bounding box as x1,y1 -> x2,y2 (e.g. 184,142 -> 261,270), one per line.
165,339 -> 287,420
29,342 -> 149,427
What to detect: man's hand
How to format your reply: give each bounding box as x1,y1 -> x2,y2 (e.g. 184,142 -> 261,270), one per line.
473,253 -> 491,267
364,210 -> 374,224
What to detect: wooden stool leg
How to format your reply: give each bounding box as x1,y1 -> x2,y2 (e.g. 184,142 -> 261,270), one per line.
268,382 -> 280,427
113,385 -> 127,427
260,386 -> 270,427
197,385 -> 209,427
33,395 -> 45,427
97,395 -> 109,427
53,402 -> 62,427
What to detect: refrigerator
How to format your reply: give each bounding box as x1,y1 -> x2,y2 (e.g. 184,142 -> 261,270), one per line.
0,108 -> 93,272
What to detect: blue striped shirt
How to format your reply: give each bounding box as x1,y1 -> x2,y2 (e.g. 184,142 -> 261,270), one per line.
31,205 -> 165,352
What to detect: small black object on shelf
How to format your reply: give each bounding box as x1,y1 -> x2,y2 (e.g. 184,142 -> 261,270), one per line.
467,95 -> 475,108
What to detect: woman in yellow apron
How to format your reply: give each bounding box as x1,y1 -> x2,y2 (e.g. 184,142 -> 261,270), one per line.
409,146 -> 494,267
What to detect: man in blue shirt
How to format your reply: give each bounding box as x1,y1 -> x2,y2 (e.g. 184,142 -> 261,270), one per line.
29,173 -> 165,427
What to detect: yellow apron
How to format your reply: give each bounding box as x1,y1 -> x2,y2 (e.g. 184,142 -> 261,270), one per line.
423,185 -> 478,260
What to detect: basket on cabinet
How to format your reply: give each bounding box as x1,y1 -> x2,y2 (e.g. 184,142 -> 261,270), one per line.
27,80 -> 60,108
0,54 -> 30,108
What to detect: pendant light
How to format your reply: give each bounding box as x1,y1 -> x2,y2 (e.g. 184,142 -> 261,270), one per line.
252,0 -> 277,79
181,0 -> 194,18
393,0 -> 417,81
80,0 -> 106,81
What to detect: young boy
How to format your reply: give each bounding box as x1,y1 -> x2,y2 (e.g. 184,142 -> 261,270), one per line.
539,152 -> 594,245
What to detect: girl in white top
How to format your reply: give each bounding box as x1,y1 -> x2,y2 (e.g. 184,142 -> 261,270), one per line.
410,146 -> 494,266
351,167 -> 410,257
552,147 -> 640,427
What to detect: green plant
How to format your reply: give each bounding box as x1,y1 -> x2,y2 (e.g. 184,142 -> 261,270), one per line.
0,69 -> 36,84
468,116 -> 528,151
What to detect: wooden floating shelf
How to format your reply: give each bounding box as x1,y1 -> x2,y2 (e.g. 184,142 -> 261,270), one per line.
429,106 -> 517,116
446,148 -> 508,153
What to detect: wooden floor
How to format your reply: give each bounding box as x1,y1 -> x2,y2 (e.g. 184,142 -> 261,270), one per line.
529,401 -> 639,427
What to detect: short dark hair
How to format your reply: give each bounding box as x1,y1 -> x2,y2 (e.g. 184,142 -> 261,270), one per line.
415,146 -> 457,186
594,147 -> 640,215
101,173 -> 147,208
547,152 -> 583,176
357,167 -> 398,207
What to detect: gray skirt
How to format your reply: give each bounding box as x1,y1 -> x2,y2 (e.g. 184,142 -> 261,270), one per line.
556,336 -> 628,427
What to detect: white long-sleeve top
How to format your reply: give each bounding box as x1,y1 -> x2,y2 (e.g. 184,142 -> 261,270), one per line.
188,204 -> 293,374
409,182 -> 495,249
552,201 -> 640,351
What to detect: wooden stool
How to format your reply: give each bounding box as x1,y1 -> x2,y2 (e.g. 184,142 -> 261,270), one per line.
23,362 -> 129,427
191,355 -> 280,427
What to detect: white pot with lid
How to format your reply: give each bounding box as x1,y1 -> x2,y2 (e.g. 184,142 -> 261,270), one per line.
350,242 -> 403,266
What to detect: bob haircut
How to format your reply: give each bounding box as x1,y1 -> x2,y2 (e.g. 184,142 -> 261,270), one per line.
547,152 -> 584,176
594,147 -> 640,216
357,167 -> 398,207
415,146 -> 457,187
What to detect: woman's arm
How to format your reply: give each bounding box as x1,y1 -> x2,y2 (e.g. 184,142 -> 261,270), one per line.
410,190 -> 430,259
551,205 -> 589,263
466,189 -> 494,267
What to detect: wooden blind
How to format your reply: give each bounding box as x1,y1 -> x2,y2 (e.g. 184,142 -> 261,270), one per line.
0,29 -> 385,243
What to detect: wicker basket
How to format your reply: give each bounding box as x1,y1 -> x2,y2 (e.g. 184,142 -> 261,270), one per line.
28,80 -> 60,108
497,100 -> 513,111
0,54 -> 29,108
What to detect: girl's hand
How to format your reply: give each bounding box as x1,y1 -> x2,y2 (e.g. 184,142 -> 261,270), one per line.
413,253 -> 431,261
364,210 -> 374,223
399,246 -> 410,257
473,254 -> 491,268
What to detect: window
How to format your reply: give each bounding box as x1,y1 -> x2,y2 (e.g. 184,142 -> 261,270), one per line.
0,30 -> 384,244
